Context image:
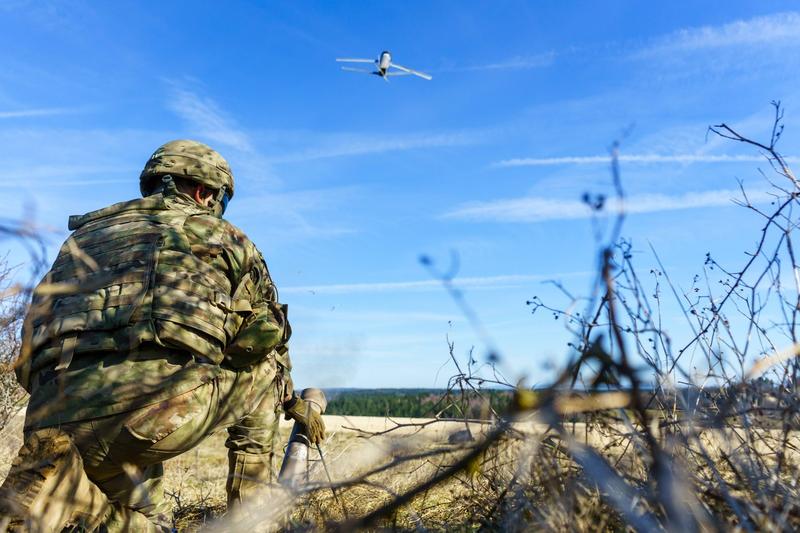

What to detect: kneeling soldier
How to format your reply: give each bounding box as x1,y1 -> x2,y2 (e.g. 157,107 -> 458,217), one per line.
0,140 -> 324,531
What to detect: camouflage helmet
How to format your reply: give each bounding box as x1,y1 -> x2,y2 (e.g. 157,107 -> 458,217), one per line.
140,140 -> 234,199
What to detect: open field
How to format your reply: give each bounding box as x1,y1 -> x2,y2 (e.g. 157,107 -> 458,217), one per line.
160,414 -> 501,530
0,407 -> 512,530
4,402 -> 800,531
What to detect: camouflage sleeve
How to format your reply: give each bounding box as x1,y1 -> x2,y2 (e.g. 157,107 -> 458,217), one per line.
230,241 -> 294,401
249,248 -> 277,303
244,243 -> 294,402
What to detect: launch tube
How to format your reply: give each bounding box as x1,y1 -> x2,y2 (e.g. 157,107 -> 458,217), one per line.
278,388 -> 327,486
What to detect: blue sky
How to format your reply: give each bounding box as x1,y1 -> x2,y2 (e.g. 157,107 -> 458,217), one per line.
2,1 -> 800,388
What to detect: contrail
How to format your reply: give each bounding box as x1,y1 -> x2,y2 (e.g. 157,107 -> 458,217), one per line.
496,154 -> 800,167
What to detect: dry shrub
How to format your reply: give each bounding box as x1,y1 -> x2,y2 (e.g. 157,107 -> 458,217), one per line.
0,255 -> 26,433
206,103 -> 800,532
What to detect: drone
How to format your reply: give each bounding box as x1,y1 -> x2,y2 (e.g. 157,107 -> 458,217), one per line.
336,51 -> 432,81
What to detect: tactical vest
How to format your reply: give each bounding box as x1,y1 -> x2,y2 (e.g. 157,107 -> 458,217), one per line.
26,193 -> 249,374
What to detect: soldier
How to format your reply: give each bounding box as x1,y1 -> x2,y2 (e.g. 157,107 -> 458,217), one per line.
0,140 -> 325,531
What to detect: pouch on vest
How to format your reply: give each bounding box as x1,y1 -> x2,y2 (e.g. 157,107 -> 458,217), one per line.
224,302 -> 288,369
25,194 -> 241,372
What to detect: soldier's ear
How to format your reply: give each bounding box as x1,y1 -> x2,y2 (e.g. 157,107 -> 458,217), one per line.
193,184 -> 208,205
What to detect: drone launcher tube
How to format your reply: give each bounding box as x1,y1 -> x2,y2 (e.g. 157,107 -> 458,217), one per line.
278,388 -> 327,486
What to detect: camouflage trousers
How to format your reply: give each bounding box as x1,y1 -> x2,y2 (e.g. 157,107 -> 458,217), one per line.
0,355 -> 281,532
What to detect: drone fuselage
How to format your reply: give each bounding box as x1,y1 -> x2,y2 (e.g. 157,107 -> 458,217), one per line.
377,51 -> 392,77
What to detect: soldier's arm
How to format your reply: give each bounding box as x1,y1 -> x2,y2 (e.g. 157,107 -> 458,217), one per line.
252,259 -> 325,442
225,246 -> 295,507
250,249 -> 295,400
222,240 -> 292,370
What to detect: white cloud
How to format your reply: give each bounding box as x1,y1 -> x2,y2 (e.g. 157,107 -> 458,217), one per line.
290,306 -> 457,323
165,84 -> 283,185
0,127 -> 160,184
0,1 -> 92,32
441,52 -> 556,72
229,186 -> 358,240
638,12 -> 800,56
443,189 -> 774,223
0,165 -> 135,183
0,175 -> 131,188
266,130 -> 484,163
281,273 -> 587,294
164,87 -> 488,167
496,153 -> 800,167
0,107 -> 80,119
167,87 -> 252,152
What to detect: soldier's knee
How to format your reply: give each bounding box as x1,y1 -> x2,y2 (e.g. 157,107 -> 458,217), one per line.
0,428 -> 105,531
0,428 -> 74,510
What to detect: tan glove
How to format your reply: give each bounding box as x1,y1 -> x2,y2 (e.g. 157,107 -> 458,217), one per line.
283,396 -> 326,445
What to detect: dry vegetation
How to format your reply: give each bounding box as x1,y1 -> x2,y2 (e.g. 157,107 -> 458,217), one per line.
0,257 -> 27,447
2,105 -> 800,531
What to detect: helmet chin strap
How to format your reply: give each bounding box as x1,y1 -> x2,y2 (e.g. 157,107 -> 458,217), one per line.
211,185 -> 230,215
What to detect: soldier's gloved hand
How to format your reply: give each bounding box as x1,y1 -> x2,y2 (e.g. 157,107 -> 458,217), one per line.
283,396 -> 326,445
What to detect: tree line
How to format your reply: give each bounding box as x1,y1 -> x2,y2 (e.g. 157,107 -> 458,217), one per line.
324,388 -> 514,418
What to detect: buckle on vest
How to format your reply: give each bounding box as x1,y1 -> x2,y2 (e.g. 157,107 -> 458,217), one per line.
213,292 -> 233,312
54,334 -> 78,371
213,292 -> 252,313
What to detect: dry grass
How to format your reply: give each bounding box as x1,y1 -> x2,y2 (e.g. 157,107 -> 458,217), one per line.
161,416 -> 501,531
151,414 -> 800,531
1,357 -> 799,530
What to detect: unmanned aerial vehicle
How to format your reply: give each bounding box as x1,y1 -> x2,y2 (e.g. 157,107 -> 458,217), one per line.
336,51 -> 432,81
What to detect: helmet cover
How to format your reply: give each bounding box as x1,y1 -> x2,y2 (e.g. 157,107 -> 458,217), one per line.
140,139 -> 234,199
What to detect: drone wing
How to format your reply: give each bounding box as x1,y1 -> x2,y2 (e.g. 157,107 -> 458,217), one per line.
389,63 -> 432,80
340,66 -> 377,75
336,58 -> 377,64
385,71 -> 413,76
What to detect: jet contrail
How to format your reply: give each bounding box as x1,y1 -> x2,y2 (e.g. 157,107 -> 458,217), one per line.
496,154 -> 799,167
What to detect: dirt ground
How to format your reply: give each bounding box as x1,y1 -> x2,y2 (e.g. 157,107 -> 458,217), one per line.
3,405 -> 799,531
0,407 -> 499,530
156,415 -> 483,529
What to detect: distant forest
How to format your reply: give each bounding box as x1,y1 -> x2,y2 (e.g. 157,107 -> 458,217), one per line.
321,383 -> 786,421
323,388 -> 514,418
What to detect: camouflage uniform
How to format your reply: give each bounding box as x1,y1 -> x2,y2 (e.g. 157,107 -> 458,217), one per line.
0,142 -> 293,531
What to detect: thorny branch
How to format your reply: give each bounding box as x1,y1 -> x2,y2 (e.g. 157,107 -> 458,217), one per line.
277,103 -> 800,531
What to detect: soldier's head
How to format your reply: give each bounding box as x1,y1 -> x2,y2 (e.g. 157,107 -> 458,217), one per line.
140,140 -> 234,215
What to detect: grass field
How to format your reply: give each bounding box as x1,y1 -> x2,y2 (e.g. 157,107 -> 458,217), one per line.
0,405 -> 505,530
5,401 -> 799,531
160,414 -> 491,530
